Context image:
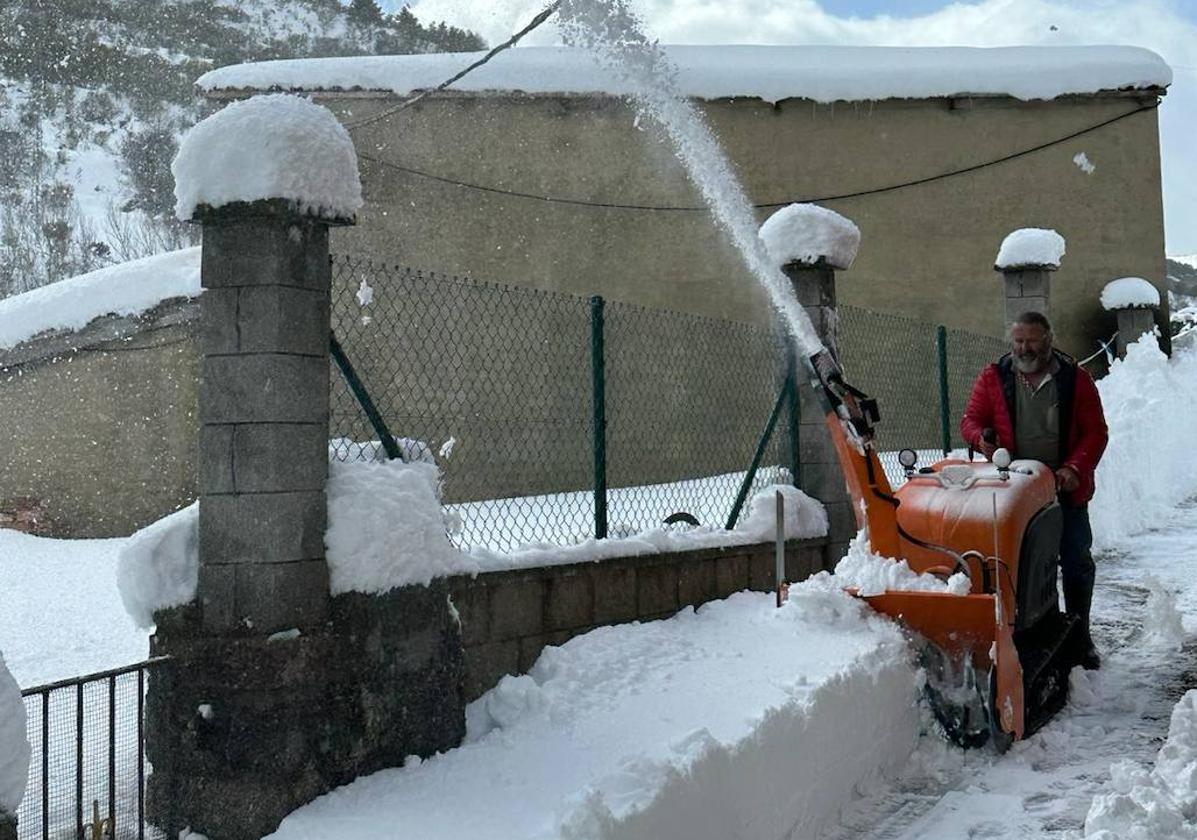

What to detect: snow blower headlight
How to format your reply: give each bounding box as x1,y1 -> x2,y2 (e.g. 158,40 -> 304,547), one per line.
898,448 -> 918,470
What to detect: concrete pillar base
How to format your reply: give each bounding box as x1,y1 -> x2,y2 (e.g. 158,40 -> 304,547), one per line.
1001,267 -> 1053,323
146,583 -> 466,840
1114,307 -> 1156,357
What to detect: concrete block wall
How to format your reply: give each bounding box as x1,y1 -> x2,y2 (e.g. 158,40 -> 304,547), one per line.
449,538 -> 829,701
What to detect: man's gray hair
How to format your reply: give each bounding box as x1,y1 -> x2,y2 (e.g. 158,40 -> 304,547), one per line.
1008,310 -> 1053,340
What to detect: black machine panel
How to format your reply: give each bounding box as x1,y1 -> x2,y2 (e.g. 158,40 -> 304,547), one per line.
1015,502 -> 1063,632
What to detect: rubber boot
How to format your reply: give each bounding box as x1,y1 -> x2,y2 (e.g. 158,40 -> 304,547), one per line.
1063,576 -> 1101,670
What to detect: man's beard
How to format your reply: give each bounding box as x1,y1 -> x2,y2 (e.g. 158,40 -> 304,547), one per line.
1014,352 -> 1046,374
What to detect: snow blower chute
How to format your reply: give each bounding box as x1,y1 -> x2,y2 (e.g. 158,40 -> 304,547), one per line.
806,349 -> 1081,749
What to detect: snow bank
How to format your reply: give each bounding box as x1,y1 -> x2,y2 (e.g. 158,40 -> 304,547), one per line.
468,484 -> 827,573
1090,335 -> 1197,550
0,247 -> 200,351
268,588 -> 919,840
173,94 -> 362,222
830,535 -> 971,597
116,503 -> 199,629
1081,690 -> 1197,839
1100,277 -> 1160,310
198,45 -> 1171,104
994,228 -> 1066,270
758,203 -> 860,270
0,651 -> 29,815
325,458 -> 477,593
0,530 -> 148,686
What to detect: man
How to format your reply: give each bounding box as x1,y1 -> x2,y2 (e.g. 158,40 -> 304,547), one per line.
960,311 -> 1108,669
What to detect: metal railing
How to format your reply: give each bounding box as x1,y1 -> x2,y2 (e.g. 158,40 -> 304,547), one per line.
18,658 -> 168,840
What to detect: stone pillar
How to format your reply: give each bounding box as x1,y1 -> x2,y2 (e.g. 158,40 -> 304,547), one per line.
195,199 -> 333,634
783,260 -> 855,568
1113,307 -> 1157,357
999,266 -> 1054,323
146,198 -> 466,840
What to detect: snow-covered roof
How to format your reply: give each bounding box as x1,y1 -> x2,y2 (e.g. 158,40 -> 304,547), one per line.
758,203 -> 860,270
1101,276 -> 1160,310
995,228 -> 1066,271
172,94 -> 362,222
0,247 -> 201,352
197,45 -> 1171,104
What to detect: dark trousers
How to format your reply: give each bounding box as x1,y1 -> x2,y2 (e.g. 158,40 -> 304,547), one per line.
1060,502 -> 1096,619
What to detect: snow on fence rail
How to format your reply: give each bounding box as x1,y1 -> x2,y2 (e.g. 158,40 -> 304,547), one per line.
326,255 -> 1009,553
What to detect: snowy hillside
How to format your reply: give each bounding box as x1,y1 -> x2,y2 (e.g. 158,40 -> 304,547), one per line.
0,0 -> 481,298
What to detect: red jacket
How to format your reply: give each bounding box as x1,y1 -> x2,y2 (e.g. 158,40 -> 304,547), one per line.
960,351 -> 1108,506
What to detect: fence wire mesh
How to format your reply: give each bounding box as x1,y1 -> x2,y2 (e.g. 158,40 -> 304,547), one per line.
604,299 -> 790,535
20,663 -> 159,840
329,256 -> 793,552
329,256 -> 1010,552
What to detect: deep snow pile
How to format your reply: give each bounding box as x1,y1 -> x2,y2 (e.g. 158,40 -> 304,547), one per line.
325,458 -> 478,593
0,247 -> 200,351
994,228 -> 1066,270
116,503 -> 199,629
0,530 -> 148,686
268,588 -> 919,840
172,94 -> 362,222
1080,690 -> 1197,839
0,651 -> 29,817
758,203 -> 861,270
1089,335 -> 1197,550
197,45 -> 1171,104
1100,277 -> 1160,310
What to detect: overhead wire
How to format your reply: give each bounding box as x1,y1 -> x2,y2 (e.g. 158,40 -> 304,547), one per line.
343,0 -> 564,132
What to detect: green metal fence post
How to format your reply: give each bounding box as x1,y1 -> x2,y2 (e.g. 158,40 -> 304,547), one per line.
785,341 -> 802,487
936,324 -> 951,456
590,296 -> 609,540
726,377 -> 789,530
330,331 -> 403,461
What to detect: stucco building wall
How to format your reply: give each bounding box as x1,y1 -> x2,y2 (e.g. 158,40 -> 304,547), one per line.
0,301 -> 199,537
312,89 -> 1168,359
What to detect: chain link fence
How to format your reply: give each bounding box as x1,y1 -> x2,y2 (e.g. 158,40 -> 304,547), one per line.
329,256 -> 1009,553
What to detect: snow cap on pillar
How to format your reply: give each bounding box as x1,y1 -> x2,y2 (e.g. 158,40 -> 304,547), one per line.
994,228 -> 1065,271
758,203 -> 860,270
172,93 -> 363,223
1101,276 -> 1160,311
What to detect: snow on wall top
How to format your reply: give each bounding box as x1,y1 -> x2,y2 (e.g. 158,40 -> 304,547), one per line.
0,651 -> 30,814
197,45 -> 1171,104
758,203 -> 860,270
1102,276 -> 1161,310
0,247 -> 201,352
172,93 -> 362,222
995,228 -> 1067,270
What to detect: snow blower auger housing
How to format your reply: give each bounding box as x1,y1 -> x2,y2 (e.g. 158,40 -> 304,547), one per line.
807,349 -> 1081,749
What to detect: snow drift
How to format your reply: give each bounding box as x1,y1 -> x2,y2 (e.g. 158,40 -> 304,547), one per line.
1090,335 -> 1197,550
267,588 -> 919,840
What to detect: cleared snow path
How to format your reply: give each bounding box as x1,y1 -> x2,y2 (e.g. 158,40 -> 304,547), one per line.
268,588 -> 921,840
821,499 -> 1197,840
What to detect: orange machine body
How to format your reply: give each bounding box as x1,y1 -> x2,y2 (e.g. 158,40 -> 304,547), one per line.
827,414 -> 1059,741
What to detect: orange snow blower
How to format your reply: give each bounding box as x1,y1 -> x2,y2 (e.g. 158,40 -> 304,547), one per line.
807,349 -> 1081,749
